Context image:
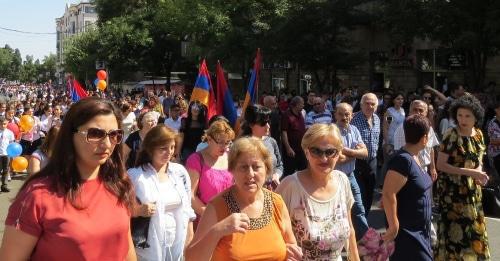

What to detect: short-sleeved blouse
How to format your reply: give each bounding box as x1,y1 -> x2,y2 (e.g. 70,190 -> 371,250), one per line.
211,188 -> 288,261
5,177 -> 130,260
186,152 -> 233,204
277,170 -> 353,261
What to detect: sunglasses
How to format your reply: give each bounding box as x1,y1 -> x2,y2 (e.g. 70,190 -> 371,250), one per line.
423,96 -> 432,100
257,119 -> 270,126
76,128 -> 124,144
308,147 -> 339,158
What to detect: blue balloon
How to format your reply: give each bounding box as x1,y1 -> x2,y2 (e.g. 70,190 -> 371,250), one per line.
94,78 -> 99,86
6,142 -> 23,157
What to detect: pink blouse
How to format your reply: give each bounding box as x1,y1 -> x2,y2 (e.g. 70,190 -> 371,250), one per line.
186,152 -> 233,204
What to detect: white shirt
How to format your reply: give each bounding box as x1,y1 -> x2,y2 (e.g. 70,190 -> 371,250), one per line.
393,125 -> 440,169
128,163 -> 195,261
0,129 -> 15,155
164,117 -> 182,132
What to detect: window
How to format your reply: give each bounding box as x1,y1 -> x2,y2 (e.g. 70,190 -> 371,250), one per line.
272,78 -> 285,91
84,6 -> 95,13
71,21 -> 75,34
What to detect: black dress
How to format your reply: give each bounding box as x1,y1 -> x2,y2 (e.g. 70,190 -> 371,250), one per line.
387,149 -> 433,261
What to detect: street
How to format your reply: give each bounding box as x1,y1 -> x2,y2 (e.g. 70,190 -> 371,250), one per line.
0,176 -> 499,259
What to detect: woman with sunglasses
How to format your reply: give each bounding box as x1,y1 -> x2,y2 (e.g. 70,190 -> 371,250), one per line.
241,104 -> 283,189
276,124 -> 360,261
128,125 -> 195,260
0,97 -> 136,260
186,120 -> 234,220
176,101 -> 207,163
123,111 -> 158,169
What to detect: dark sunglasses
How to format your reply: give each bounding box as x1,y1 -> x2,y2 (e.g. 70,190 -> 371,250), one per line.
423,96 -> 432,100
257,119 -> 270,126
308,147 -> 339,158
76,128 -> 124,144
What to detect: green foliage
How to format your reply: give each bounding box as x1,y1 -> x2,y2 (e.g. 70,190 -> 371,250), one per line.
0,45 -> 56,83
381,0 -> 500,88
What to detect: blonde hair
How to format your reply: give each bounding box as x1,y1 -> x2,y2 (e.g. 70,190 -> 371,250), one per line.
203,120 -> 235,142
301,123 -> 343,151
228,137 -> 273,178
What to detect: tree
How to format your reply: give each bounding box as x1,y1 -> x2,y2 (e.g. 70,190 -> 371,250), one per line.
270,0 -> 369,91
382,0 -> 500,89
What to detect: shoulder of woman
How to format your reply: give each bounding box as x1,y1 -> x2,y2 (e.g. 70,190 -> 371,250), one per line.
17,177 -> 54,200
126,166 -> 146,180
275,174 -> 298,194
334,170 -> 350,187
169,162 -> 189,176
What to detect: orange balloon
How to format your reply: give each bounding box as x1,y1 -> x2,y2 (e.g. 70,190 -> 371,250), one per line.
11,156 -> 28,172
97,80 -> 107,91
19,115 -> 35,132
97,70 -> 107,80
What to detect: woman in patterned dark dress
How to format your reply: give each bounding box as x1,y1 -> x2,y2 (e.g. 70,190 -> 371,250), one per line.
435,95 -> 490,260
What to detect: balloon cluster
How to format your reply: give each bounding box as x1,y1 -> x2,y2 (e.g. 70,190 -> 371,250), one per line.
95,70 -> 107,91
6,143 -> 28,172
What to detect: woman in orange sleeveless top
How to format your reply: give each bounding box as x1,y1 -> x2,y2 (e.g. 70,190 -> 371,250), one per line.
186,137 -> 302,261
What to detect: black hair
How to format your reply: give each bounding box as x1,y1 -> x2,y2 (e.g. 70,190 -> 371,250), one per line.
450,95 -> 484,127
404,114 -> 430,144
241,104 -> 271,136
208,115 -> 229,126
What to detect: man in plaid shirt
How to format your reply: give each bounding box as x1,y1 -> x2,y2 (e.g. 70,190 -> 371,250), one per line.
351,93 -> 381,214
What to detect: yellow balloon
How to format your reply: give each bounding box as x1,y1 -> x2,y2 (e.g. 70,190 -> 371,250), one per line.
19,115 -> 35,132
11,156 -> 28,172
97,80 -> 107,91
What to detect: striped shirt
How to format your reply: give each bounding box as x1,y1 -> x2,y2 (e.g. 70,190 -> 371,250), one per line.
351,111 -> 380,159
305,110 -> 333,128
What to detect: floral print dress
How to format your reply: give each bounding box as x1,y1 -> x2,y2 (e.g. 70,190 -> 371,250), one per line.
434,127 -> 490,260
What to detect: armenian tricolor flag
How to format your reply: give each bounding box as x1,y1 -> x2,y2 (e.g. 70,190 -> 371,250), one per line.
216,61 -> 237,127
190,59 -> 217,121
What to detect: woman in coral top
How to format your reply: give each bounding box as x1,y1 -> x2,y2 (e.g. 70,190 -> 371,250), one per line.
185,137 -> 302,261
0,97 -> 136,261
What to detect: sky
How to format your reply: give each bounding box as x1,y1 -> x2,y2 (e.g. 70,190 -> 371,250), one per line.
0,0 -> 81,61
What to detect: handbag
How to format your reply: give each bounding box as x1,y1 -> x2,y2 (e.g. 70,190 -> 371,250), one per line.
131,198 -> 151,249
482,185 -> 500,218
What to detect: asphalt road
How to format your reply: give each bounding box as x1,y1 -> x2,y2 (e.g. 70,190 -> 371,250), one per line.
0,176 -> 499,259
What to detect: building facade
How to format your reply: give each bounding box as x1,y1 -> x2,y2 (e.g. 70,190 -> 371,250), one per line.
55,2 -> 97,84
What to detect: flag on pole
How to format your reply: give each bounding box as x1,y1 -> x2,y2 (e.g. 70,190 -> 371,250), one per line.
216,61 -> 237,127
67,77 -> 88,102
190,59 -> 217,121
241,48 -> 262,115
235,49 -> 262,134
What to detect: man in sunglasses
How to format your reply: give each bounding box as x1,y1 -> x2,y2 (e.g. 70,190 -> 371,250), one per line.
334,103 -> 370,241
305,97 -> 332,129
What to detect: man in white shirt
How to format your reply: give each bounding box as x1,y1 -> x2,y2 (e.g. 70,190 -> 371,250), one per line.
393,100 -> 440,180
164,104 -> 182,132
0,116 -> 15,192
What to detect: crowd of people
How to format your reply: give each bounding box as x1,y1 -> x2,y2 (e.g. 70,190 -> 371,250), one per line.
0,81 -> 499,260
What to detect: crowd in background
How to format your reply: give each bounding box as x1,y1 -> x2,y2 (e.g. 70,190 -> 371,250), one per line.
0,80 -> 499,260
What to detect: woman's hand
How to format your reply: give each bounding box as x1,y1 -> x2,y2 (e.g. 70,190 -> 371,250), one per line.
286,147 -> 295,158
216,213 -> 250,236
285,243 -> 303,261
140,202 -> 156,217
382,225 -> 398,242
469,168 -> 489,186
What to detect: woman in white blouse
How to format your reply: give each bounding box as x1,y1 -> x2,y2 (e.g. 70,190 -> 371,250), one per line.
276,124 -> 359,261
128,125 -> 195,261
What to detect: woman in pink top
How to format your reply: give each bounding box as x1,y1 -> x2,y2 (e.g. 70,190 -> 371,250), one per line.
186,120 -> 235,217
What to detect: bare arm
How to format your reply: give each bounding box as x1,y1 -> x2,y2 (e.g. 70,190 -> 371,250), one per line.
489,138 -> 500,145
423,86 -> 447,106
279,199 -> 303,261
184,222 -> 194,253
343,143 -> 368,159
28,157 -> 41,176
281,131 -> 292,152
188,169 -> 207,216
0,226 -> 39,260
185,204 -> 225,261
437,152 -> 488,184
429,149 -> 438,181
176,133 -> 184,157
382,170 -> 407,241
